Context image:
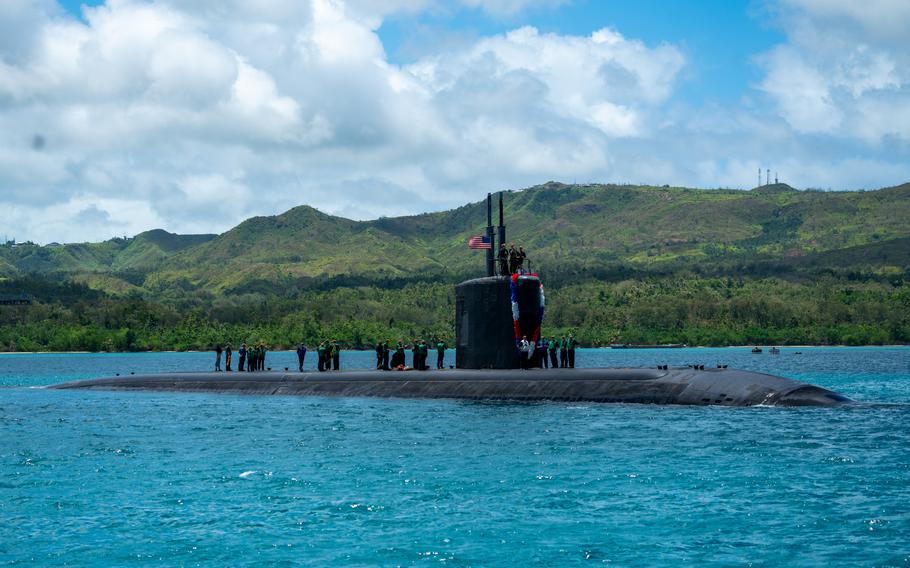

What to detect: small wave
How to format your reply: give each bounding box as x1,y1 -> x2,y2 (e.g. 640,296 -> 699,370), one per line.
239,470 -> 256,478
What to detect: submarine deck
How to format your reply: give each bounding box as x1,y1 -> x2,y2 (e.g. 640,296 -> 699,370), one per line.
49,367 -> 851,407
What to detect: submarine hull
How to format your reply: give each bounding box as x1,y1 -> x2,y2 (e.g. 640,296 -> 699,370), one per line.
49,367 -> 850,407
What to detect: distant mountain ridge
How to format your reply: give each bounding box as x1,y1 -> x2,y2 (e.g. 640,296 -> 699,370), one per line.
2,181 -> 909,295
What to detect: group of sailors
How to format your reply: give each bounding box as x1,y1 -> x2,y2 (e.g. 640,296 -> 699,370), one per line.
214,334 -> 578,372
374,339 -> 447,371
213,341 -> 338,372
498,243 -> 528,275
314,341 -> 341,372
213,343 -> 268,372
518,334 -> 578,369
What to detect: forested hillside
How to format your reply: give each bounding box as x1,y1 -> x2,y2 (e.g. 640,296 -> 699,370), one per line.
1,182 -> 908,351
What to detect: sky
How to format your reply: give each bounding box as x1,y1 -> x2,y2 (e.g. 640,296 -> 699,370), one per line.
1,0 -> 909,243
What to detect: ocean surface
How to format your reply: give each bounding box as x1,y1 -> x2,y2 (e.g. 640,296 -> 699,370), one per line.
2,347 -> 909,566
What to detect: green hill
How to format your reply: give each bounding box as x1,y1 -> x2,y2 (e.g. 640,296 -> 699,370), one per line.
2,181 -> 908,351
2,182 -> 909,294
174,181 -> 910,288
0,230 -> 215,286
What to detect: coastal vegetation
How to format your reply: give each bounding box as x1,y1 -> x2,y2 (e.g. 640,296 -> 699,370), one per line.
1,182 -> 908,351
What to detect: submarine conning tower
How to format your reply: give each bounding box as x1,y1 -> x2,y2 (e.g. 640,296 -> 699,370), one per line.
455,275 -> 543,369
456,192 -> 545,369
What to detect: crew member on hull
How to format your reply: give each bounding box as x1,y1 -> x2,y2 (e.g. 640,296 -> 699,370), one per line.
331,341 -> 340,371
225,345 -> 233,372
436,339 -> 446,369
391,341 -> 406,369
413,340 -> 426,370
375,341 -> 385,370
238,343 -> 247,372
548,337 -> 558,368
519,336 -> 532,369
317,342 -> 326,372
214,345 -> 222,372
382,340 -> 391,370
567,334 -> 577,368
559,335 -> 568,368
421,340 -> 430,371
539,337 -> 549,369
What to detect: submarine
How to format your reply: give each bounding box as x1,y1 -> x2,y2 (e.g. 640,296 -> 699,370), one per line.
50,193 -> 850,407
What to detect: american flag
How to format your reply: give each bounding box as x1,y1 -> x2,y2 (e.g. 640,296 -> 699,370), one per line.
468,235 -> 491,249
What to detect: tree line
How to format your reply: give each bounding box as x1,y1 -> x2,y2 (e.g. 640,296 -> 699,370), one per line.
1,271 -> 907,352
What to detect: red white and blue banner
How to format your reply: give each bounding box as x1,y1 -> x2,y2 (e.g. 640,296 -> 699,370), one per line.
510,273 -> 545,351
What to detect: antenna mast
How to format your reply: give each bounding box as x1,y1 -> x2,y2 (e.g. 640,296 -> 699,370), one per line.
486,193 -> 495,277
498,192 -> 506,272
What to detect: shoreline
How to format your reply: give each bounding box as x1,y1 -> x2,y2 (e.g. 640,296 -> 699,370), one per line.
1,345 -> 908,355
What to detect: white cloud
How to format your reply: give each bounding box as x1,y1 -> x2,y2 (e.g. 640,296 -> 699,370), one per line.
0,0 -> 907,244
758,0 -> 910,141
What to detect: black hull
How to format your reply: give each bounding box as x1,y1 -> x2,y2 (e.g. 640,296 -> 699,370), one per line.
49,367 -> 850,407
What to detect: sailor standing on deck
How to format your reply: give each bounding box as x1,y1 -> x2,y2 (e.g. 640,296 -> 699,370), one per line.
548,337 -> 558,368
538,337 -> 548,368
238,343 -> 247,372
519,336 -> 532,369
419,340 -> 430,370
559,336 -> 568,368
297,344 -> 307,372
436,338 -> 446,369
508,245 -> 519,275
317,342 -> 326,372
375,340 -> 385,370
215,345 -> 222,372
225,345 -> 233,372
331,340 -> 340,371
567,334 -> 577,368
382,339 -> 391,370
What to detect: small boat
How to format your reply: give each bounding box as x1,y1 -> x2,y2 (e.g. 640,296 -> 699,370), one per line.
769,347 -> 780,355
751,347 -> 763,354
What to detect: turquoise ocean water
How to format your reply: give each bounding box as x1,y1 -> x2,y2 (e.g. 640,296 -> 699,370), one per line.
2,347 -> 909,566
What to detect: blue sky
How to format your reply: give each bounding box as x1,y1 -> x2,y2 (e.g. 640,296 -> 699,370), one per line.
0,0 -> 906,242
378,0 -> 785,103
